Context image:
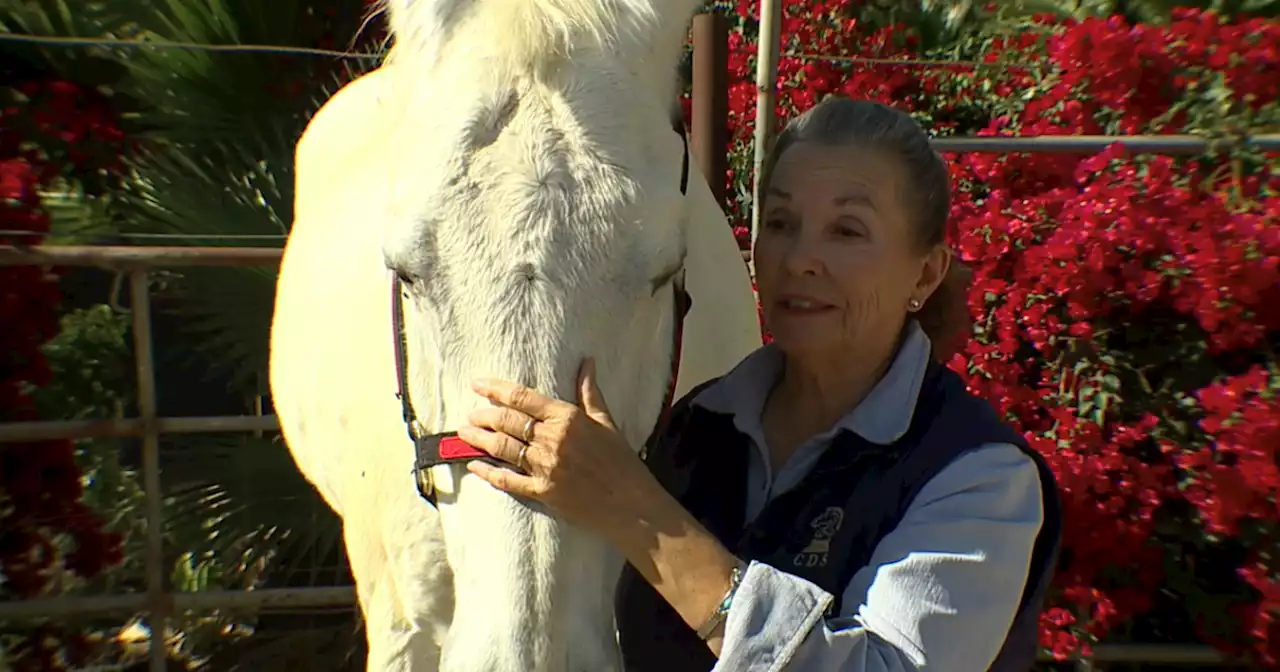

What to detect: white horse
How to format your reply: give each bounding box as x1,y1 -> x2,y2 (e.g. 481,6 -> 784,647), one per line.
268,0 -> 761,669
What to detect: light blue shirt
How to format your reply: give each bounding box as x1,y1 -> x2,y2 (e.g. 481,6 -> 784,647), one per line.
691,321 -> 1044,671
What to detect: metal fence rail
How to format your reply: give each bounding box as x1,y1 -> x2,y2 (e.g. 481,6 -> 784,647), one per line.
0,246 -> 336,672
929,133 -> 1280,154
0,241 -> 1240,668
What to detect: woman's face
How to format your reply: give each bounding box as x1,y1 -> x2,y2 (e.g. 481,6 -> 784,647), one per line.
754,141 -> 948,361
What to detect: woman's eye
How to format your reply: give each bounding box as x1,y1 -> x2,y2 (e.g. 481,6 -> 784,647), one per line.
834,218 -> 866,238
764,218 -> 786,230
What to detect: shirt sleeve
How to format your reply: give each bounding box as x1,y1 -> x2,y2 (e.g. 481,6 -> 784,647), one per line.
712,442 -> 1044,672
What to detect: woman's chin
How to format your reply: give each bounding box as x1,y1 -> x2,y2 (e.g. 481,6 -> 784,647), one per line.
768,308 -> 837,333
767,325 -> 838,355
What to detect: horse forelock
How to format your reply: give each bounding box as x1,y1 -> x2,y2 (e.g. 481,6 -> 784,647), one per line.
377,0 -> 660,71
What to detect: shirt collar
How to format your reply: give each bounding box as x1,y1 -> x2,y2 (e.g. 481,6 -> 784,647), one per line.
691,320 -> 933,445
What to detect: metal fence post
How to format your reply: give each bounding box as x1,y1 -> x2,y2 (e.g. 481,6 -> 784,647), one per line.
748,0 -> 782,261
128,270 -> 168,672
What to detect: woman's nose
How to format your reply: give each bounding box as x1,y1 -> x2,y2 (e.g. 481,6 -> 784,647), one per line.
781,234 -> 824,277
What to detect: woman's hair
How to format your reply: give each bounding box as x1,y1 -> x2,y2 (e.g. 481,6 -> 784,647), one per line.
760,97 -> 949,249
758,96 -> 969,357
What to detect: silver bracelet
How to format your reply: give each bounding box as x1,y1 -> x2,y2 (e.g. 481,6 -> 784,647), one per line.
695,560 -> 747,640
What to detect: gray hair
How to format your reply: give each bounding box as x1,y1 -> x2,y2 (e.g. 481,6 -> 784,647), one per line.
759,97 -> 950,252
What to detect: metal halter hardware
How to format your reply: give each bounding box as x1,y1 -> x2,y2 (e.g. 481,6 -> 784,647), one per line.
393,117 -> 695,505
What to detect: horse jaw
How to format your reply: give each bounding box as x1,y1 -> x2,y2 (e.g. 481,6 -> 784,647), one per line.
375,0 -> 707,670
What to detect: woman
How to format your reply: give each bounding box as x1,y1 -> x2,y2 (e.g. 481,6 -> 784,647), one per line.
457,97 -> 1062,671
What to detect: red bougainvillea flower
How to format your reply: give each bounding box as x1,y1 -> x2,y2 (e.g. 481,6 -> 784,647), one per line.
3,80 -> 126,670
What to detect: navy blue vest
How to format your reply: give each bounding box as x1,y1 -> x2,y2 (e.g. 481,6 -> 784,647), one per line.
615,362 -> 1062,671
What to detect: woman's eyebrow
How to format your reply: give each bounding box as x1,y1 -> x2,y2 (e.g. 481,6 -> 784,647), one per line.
835,193 -> 875,210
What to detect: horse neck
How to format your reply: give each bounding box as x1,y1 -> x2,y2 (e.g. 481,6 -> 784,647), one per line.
435,484 -> 626,672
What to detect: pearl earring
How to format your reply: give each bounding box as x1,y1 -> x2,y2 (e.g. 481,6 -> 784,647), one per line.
908,298 -> 921,311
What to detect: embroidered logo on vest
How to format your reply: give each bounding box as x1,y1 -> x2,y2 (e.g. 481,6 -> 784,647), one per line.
793,506 -> 844,568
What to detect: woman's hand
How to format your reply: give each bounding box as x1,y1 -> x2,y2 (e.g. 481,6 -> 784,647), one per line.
463,360 -> 743,652
458,358 -> 655,536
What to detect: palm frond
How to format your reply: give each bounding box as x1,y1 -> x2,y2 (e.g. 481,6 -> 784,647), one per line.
0,1 -> 132,83
161,433 -> 345,589
99,0 -> 380,392
70,2 -> 378,601
111,139 -> 291,391
198,620 -> 365,672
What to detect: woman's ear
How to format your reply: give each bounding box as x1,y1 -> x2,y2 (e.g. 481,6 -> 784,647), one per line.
915,249 -> 975,361
913,244 -> 952,306
916,248 -> 972,358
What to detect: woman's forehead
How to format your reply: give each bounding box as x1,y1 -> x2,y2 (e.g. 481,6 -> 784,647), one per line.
771,143 -> 902,207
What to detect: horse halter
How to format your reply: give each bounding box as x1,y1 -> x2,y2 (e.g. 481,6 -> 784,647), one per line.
393,116 -> 695,505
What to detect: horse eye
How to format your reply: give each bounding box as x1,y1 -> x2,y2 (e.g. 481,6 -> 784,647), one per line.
389,264 -> 417,288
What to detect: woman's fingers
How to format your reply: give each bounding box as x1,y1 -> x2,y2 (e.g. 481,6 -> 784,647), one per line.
472,378 -> 555,420
468,406 -> 540,443
457,425 -> 530,469
467,460 -> 539,497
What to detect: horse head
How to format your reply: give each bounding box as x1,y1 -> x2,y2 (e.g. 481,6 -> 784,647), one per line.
373,0 -> 714,669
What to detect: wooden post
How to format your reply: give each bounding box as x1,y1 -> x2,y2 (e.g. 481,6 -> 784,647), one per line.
691,11 -> 729,206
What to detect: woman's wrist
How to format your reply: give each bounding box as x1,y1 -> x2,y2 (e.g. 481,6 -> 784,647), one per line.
611,480 -> 744,651
606,468 -> 707,562
694,558 -> 748,641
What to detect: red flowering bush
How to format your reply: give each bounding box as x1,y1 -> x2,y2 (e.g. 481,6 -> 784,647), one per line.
722,2 -> 1280,666
1,78 -> 127,670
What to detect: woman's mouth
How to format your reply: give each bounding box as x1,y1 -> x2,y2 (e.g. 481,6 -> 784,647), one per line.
776,295 -> 836,315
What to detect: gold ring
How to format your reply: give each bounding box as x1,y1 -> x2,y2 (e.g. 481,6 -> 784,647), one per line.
521,417 -> 537,444
516,443 -> 530,472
